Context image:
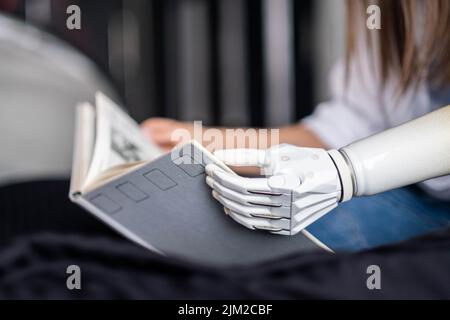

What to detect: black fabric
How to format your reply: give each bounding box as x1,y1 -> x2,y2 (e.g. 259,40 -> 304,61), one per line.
0,230 -> 450,299
0,180 -> 449,299
0,180 -> 117,247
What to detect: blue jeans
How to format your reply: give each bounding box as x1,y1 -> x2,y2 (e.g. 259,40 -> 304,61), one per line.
306,187 -> 450,252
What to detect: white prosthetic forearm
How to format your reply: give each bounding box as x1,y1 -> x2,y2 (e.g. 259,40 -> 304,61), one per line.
205,105 -> 450,236
339,105 -> 450,197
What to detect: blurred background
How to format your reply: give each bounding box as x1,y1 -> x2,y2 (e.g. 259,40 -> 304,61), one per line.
0,0 -> 345,184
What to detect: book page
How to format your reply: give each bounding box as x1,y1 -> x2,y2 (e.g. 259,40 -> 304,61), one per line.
83,92 -> 163,189
69,102 -> 96,197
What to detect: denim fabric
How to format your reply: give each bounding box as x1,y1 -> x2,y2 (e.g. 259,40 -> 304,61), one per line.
307,187 -> 450,252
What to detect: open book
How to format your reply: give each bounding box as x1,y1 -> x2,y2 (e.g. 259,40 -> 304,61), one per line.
70,93 -> 163,195
70,92 -> 329,266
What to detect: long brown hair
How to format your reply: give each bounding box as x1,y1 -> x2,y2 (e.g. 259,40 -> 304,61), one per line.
346,0 -> 450,92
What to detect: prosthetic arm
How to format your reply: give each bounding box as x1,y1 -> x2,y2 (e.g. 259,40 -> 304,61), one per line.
205,105 -> 450,235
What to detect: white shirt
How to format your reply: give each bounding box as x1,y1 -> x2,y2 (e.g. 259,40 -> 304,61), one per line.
303,52 -> 450,200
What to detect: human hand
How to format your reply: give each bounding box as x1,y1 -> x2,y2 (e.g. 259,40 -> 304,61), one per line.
141,118 -> 194,152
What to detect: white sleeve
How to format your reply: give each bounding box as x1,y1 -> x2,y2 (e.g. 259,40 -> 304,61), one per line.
302,56 -> 389,149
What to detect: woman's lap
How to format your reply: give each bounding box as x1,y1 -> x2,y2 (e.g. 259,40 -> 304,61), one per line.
306,186 -> 450,251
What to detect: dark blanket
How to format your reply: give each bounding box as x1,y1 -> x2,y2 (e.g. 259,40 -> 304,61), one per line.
0,180 -> 449,299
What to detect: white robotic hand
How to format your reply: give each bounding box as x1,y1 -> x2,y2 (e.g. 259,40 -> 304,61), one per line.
205,144 -> 354,235
205,106 -> 450,235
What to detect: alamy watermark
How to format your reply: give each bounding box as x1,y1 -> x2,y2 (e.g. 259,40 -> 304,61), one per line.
169,121 -> 279,166
66,265 -> 81,290
366,4 -> 381,30
366,264 -> 381,290
66,4 -> 81,30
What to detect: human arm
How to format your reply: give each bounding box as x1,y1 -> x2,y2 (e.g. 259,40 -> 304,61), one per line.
205,105 -> 450,235
140,118 -> 327,151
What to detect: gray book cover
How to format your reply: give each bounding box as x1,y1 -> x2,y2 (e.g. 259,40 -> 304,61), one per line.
72,142 -> 328,266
